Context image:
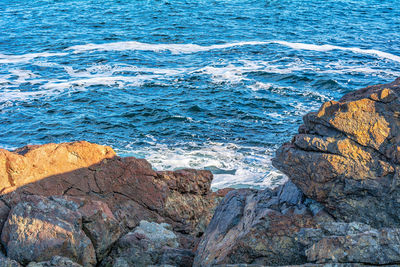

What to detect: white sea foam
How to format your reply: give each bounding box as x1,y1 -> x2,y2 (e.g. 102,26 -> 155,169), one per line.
41,75 -> 158,90
66,41 -> 268,54
119,141 -> 286,189
0,52 -> 68,64
65,40 -> 400,63
272,41 -> 400,63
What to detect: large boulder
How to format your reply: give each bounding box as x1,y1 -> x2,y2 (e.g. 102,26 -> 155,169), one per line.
0,141 -> 219,248
1,195 -> 96,266
193,182 -> 334,266
0,141 -> 115,192
273,78 -> 400,228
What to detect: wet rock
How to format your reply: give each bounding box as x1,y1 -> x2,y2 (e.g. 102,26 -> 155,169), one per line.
194,182 -> 334,266
273,78 -> 400,228
1,195 -> 96,266
101,221 -> 180,266
26,256 -> 82,267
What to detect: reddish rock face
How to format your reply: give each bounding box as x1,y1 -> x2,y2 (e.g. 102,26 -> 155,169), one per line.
0,141 -> 217,245
273,78 -> 400,228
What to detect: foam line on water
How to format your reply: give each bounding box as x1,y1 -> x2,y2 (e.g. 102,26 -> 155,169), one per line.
65,40 -> 400,63
273,41 -> 400,63
66,41 -> 268,54
0,52 -> 68,64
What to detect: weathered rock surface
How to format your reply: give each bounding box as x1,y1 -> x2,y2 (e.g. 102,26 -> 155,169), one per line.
26,256 -> 82,267
0,255 -> 22,267
304,223 -> 400,265
0,141 -> 115,192
273,78 -> 400,228
1,195 -> 96,266
101,220 -> 194,267
194,182 -> 334,266
57,196 -> 121,262
0,141 -> 217,241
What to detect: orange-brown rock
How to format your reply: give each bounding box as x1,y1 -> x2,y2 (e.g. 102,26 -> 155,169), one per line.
0,141 -> 115,193
0,141 -> 218,240
273,78 -> 400,227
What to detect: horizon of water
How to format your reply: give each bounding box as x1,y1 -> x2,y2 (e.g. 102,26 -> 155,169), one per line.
1,0 -> 400,189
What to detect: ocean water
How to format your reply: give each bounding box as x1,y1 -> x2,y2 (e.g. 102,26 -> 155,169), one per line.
1,0 -> 400,189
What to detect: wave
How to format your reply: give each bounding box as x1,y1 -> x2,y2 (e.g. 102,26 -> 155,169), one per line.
273,41 -> 400,63
66,41 -> 268,54
0,52 -> 68,64
65,40 -> 400,63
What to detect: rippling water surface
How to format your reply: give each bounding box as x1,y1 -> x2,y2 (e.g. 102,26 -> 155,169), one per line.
1,0 -> 400,188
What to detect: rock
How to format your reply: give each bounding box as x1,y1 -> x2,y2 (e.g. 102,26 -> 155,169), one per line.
193,182 -> 334,266
26,256 -> 82,267
273,78 -> 400,228
65,197 -> 121,262
0,141 -> 219,252
1,195 -> 96,266
159,248 -> 195,267
305,225 -> 400,265
0,141 -> 115,193
101,220 -> 180,266
0,200 -> 10,232
0,256 -> 22,267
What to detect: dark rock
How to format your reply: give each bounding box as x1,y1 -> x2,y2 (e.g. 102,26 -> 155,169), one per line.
100,220 -> 180,266
26,256 -> 82,267
193,182 -> 334,266
159,248 -> 195,267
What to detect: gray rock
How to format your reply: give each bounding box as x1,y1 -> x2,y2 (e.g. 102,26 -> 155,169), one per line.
26,256 -> 82,267
101,221 -> 180,267
0,257 -> 22,267
194,183 -> 333,266
306,227 -> 400,265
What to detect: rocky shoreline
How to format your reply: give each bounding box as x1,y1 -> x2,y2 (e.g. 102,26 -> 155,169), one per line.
0,78 -> 400,266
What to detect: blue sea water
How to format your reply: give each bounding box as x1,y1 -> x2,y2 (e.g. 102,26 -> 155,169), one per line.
1,0 -> 400,189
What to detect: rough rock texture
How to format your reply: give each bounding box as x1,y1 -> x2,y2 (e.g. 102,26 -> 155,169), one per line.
0,141 -> 226,267
273,78 -> 400,228
0,141 -> 218,241
0,141 -> 115,193
0,142 -> 216,243
101,220 -> 194,267
303,223 -> 400,265
68,197 -> 121,262
194,182 -> 334,266
1,195 -> 96,266
26,256 -> 82,267
0,255 -> 22,267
